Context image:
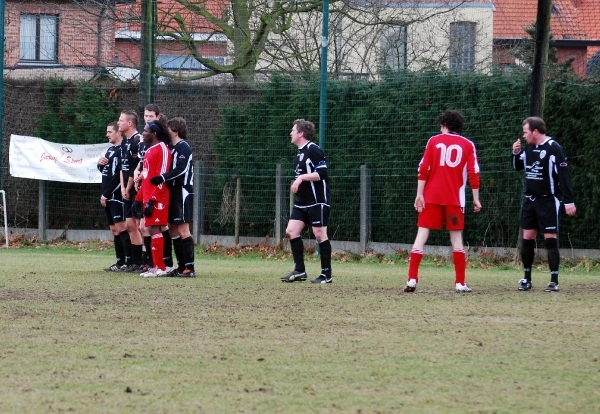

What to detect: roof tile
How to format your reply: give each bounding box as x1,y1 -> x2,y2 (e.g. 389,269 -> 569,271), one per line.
493,0 -> 600,41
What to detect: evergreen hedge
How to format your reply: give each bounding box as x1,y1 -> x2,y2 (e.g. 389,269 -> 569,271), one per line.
210,71 -> 600,249
21,71 -> 600,249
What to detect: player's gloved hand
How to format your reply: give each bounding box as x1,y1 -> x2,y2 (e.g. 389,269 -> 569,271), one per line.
150,175 -> 165,185
143,200 -> 155,218
132,200 -> 142,217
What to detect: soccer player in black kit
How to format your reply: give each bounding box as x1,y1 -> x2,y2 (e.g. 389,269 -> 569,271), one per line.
150,117 -> 196,277
281,119 -> 332,284
118,109 -> 144,271
512,117 -> 576,292
98,122 -> 127,271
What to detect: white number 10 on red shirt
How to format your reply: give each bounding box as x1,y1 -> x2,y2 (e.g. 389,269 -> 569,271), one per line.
436,143 -> 463,167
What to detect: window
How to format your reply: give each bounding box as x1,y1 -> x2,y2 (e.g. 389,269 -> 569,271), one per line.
381,25 -> 407,70
449,22 -> 476,72
588,51 -> 600,77
157,54 -> 226,71
20,14 -> 58,62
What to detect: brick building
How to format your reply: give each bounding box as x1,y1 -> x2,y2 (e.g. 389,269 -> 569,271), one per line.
3,0 -> 226,80
493,0 -> 600,77
4,0 -> 116,77
112,0 -> 227,73
6,0 -> 599,80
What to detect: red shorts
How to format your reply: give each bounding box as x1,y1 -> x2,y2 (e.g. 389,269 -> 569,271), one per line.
145,201 -> 169,226
418,204 -> 464,230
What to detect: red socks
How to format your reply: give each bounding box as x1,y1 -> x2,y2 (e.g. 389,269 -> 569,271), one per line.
453,249 -> 466,284
151,232 -> 166,270
408,249 -> 423,282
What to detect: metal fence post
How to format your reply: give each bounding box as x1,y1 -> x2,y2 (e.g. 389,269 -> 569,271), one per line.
275,164 -> 284,244
234,176 -> 241,246
0,190 -> 8,248
38,180 -> 47,241
192,161 -> 204,244
360,165 -> 371,253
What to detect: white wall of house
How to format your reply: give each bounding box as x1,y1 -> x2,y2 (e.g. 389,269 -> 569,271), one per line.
256,1 -> 494,78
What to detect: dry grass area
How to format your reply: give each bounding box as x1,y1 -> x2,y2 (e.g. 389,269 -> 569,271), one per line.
1,244 -> 599,413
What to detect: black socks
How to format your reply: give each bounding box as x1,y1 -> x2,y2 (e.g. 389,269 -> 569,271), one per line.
521,239 -> 535,281
290,237 -> 305,272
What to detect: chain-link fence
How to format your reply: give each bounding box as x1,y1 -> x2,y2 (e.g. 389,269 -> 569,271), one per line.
3,0 -> 600,252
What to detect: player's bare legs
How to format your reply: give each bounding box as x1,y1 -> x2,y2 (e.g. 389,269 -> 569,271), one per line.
126,217 -> 142,245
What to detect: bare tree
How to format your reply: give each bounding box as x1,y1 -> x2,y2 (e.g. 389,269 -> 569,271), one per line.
152,0 -> 493,84
154,0 -> 324,84
264,0 -> 494,78
21,0 -> 493,84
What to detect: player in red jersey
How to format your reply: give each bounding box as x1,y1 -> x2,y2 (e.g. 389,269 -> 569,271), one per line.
404,110 -> 482,293
135,120 -> 173,277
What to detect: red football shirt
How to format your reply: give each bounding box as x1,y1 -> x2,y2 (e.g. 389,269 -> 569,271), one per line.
417,132 -> 480,207
138,142 -> 172,206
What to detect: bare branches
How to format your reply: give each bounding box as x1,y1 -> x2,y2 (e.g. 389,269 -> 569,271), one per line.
8,0 -> 493,83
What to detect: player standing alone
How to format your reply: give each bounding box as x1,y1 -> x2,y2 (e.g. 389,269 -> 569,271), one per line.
280,119 -> 332,284
405,110 -> 481,293
512,117 -> 576,292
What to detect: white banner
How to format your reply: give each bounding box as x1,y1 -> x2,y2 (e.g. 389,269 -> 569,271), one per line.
9,134 -> 109,184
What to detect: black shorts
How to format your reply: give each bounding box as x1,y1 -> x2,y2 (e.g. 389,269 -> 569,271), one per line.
291,204 -> 330,228
520,195 -> 560,233
104,198 -> 126,226
169,185 -> 194,224
124,188 -> 141,219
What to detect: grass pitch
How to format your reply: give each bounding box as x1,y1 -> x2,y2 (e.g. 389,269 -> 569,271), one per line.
1,245 -> 599,413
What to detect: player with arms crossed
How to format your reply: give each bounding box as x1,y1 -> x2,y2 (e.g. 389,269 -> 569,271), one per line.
405,110 -> 481,293
280,119 -> 332,284
512,117 -> 576,292
135,120 -> 173,277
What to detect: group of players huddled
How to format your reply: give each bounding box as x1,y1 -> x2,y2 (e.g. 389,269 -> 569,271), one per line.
98,104 -> 196,278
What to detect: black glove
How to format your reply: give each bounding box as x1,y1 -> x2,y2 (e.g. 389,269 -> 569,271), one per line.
144,200 -> 155,218
150,175 -> 165,185
132,200 -> 142,217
